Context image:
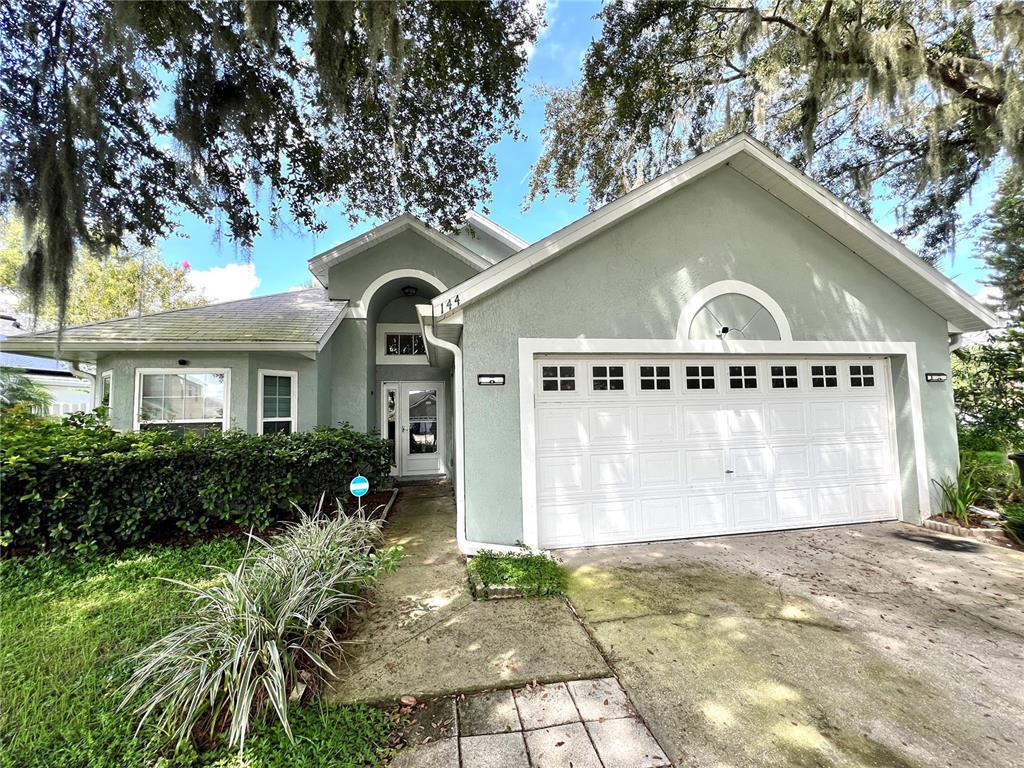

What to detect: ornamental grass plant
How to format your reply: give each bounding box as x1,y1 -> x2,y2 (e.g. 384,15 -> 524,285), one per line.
120,500 -> 400,754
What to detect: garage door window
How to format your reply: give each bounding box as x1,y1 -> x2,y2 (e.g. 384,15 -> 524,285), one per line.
685,365 -> 716,391
592,365 -> 625,391
850,364 -> 876,388
811,364 -> 838,388
770,364 -> 799,389
541,365 -> 576,392
728,364 -> 758,389
639,365 -> 671,391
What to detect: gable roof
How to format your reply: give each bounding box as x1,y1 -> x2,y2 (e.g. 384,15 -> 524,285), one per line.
464,211 -> 529,252
308,213 -> 495,286
432,134 -> 999,333
0,289 -> 348,356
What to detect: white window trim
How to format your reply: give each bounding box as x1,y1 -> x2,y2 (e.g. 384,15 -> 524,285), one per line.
133,368 -> 231,432
678,280 -> 794,341
376,323 -> 429,366
97,369 -> 112,408
518,338 -> 929,551
257,369 -> 298,435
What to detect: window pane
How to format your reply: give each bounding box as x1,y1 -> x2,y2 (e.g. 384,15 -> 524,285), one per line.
387,334 -> 400,355
559,366 -> 574,377
640,379 -> 654,390
139,372 -> 226,424
640,366 -> 653,377
412,335 -> 425,355
656,379 -> 670,390
542,366 -> 557,378
560,379 -> 575,391
263,420 -> 292,435
400,335 -> 414,355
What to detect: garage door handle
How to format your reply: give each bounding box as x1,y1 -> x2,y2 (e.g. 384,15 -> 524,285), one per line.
725,469 -> 735,474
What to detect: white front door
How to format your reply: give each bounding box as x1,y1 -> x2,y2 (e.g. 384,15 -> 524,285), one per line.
382,382 -> 445,477
534,357 -> 900,549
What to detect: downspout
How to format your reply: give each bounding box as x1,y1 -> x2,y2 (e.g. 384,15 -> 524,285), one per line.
948,332 -> 965,352
422,323 -> 522,556
68,361 -> 95,391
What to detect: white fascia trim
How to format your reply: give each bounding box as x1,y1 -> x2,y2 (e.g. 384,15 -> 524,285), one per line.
421,322 -> 524,556
257,369 -> 298,434
315,304 -> 349,351
0,340 -> 319,353
133,367 -> 231,432
678,279 -> 794,341
434,135 -> 998,332
346,269 -> 450,320
464,211 -> 529,251
308,214 -> 491,286
517,337 -> 931,551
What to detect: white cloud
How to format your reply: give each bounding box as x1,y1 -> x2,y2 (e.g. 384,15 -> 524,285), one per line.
521,0 -> 555,61
187,262 -> 261,304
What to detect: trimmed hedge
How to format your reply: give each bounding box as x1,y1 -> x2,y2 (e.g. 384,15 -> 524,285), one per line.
1,411 -> 392,554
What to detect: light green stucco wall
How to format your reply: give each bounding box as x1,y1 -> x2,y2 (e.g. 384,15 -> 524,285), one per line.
460,166 -> 957,545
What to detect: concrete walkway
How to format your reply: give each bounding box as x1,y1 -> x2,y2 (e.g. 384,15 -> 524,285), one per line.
562,522 -> 1024,768
393,678 -> 670,768
329,484 -> 608,704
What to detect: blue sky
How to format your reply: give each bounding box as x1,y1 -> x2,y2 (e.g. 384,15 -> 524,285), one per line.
160,1 -> 995,303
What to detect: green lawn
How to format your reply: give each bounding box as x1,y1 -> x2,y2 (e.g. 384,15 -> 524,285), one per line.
0,537 -> 396,768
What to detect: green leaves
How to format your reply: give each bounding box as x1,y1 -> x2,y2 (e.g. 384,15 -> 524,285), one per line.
0,418 -> 392,554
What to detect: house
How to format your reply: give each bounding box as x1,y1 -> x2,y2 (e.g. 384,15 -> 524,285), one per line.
2,135 -> 998,552
1,315 -> 93,416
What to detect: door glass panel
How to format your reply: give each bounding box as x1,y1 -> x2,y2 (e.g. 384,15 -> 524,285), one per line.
407,388 -> 437,454
386,388 -> 398,466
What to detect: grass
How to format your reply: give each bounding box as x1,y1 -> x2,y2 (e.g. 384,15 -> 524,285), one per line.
467,550 -> 568,598
0,536 -> 397,768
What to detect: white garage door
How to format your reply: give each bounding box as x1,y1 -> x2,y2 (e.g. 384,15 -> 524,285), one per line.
535,357 -> 899,549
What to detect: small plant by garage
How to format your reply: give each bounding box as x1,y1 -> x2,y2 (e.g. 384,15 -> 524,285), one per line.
467,550 -> 568,599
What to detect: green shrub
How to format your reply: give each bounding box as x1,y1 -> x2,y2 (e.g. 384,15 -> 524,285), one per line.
1001,503 -> 1024,545
0,412 -> 391,554
961,450 -> 1022,510
467,550 -> 568,598
121,503 -> 401,753
932,467 -> 982,526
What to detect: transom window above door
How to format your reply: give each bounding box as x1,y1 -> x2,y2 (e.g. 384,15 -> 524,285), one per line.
591,365 -> 625,391
377,323 -> 427,365
639,364 -> 671,391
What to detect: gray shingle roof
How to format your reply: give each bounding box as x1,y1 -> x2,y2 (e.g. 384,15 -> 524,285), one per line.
2,290 -> 347,346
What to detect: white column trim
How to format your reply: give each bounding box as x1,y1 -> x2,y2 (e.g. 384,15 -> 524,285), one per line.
517,337 -> 930,551
678,280 -> 794,341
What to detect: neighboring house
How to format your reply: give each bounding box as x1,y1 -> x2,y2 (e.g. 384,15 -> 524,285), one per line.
2,135 -> 998,552
0,347 -> 92,417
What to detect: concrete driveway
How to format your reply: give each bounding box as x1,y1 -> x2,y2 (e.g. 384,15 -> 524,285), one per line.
562,523 -> 1024,768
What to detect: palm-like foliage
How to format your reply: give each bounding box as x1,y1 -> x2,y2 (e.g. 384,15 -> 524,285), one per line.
121,501 -> 399,753
933,468 -> 982,527
0,369 -> 52,414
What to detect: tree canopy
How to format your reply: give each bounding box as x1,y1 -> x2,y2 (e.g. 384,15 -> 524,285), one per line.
0,0 -> 539,326
982,168 -> 1024,311
0,217 -> 205,328
530,1 -> 1024,262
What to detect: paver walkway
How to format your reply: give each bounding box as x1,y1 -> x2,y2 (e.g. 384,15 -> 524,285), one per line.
393,678 -> 670,768
329,483 -> 608,704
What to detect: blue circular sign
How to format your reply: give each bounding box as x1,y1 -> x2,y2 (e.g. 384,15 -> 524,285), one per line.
349,475 -> 369,498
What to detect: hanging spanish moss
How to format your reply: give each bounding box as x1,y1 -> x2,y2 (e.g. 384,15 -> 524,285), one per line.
530,0 -> 1024,263
0,0 -> 540,334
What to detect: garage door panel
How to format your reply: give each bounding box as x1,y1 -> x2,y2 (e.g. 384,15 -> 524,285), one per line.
809,401 -> 845,434
817,485 -> 854,521
812,444 -> 849,476
590,453 -> 635,492
640,497 -> 684,535
682,406 -> 725,440
538,408 -> 587,449
593,499 -> 638,542
726,406 -> 767,439
768,402 -> 807,438
538,456 -> 587,496
588,406 -> 633,443
733,491 -> 774,528
846,401 -> 888,435
637,405 -> 677,441
689,493 -> 729,532
685,449 -> 727,486
773,445 -> 811,479
729,446 -> 771,483
776,488 -> 814,524
539,502 -> 589,547
639,451 -> 681,488
535,356 -> 898,549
